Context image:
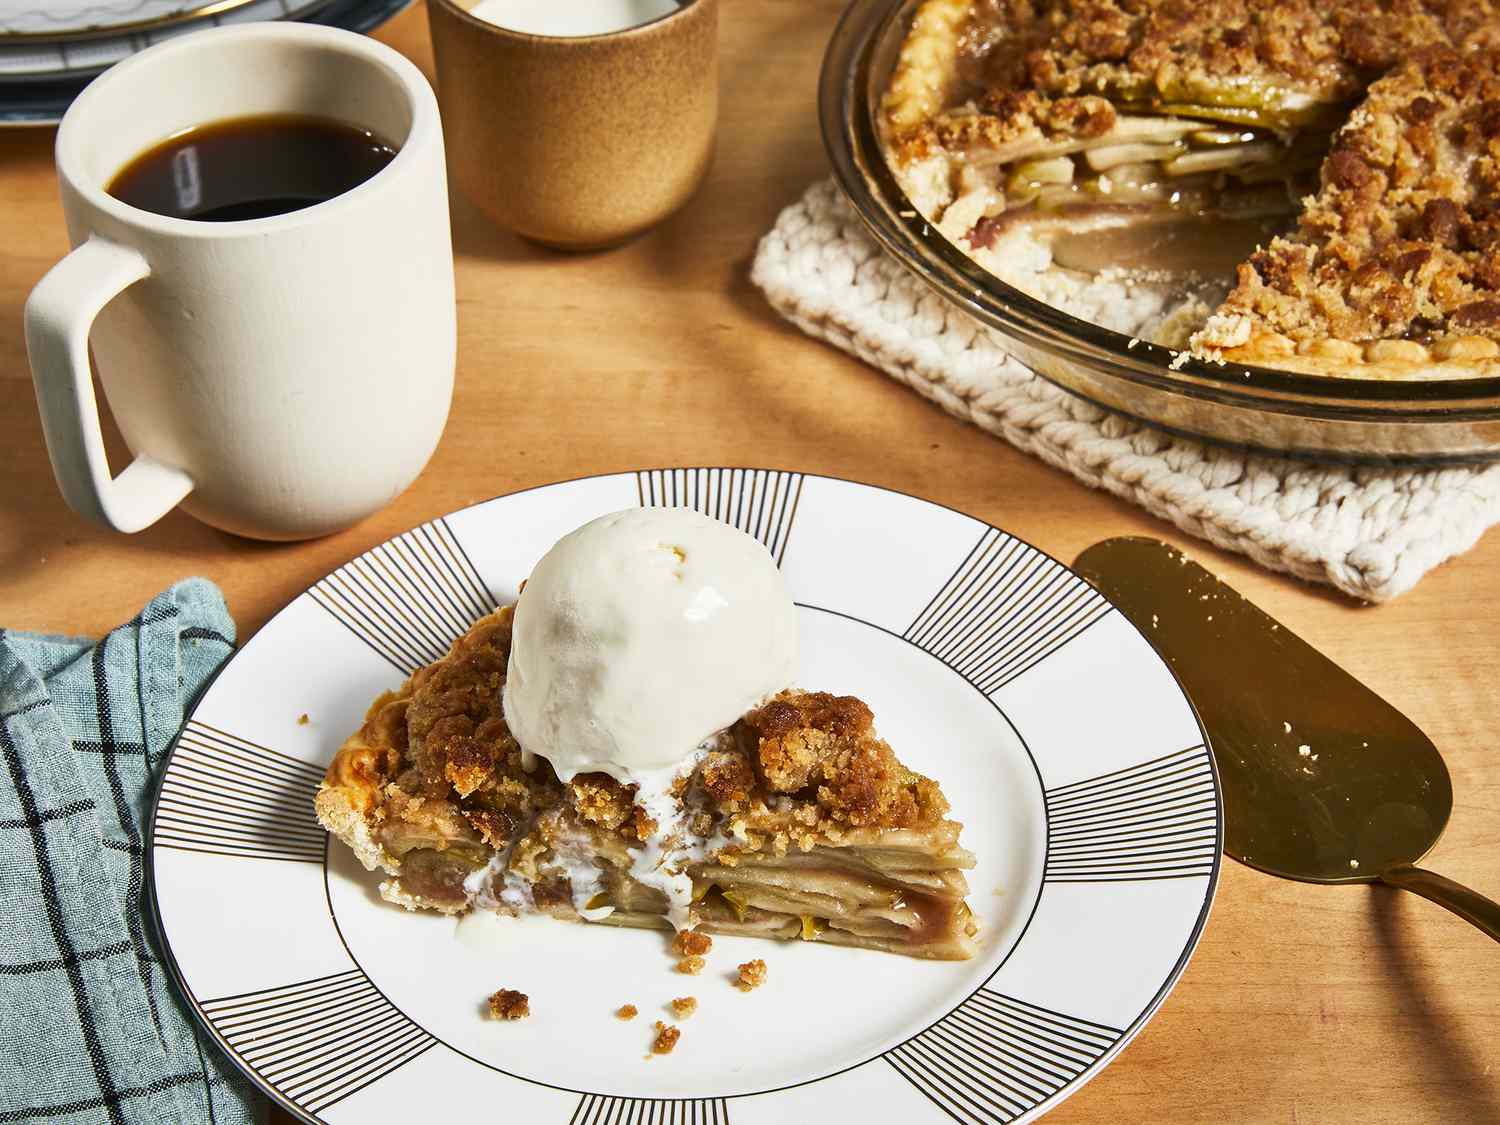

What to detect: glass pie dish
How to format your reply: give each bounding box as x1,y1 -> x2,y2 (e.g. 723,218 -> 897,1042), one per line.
819,0 -> 1500,463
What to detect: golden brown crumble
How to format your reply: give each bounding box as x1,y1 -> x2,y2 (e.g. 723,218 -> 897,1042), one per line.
651,1022 -> 681,1055
734,960 -> 767,992
487,989 -> 529,1021
936,0 -> 1497,130
676,956 -> 706,976
672,931 -> 712,958
297,713 -> 309,725
670,997 -> 698,1019
616,1004 -> 638,1020
1218,46 -> 1500,346
912,89 -> 1118,166
737,693 -> 950,830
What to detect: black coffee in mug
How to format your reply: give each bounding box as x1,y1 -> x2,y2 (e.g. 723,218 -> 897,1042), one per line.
107,114 -> 398,222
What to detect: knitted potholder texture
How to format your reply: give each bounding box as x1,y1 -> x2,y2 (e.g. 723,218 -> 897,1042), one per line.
751,179 -> 1500,602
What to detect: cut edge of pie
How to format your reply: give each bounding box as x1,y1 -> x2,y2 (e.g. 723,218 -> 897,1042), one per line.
315,605 -> 980,961
879,0 -> 1500,381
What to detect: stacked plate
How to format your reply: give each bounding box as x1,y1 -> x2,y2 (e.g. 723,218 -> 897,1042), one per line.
0,0 -> 415,125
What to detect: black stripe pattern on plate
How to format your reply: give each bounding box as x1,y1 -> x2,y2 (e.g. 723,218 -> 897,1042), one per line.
1045,745 -> 1217,882
308,516 -> 498,675
154,721 -> 325,863
885,989 -> 1120,1124
200,969 -> 435,1117
636,468 -> 803,566
569,1094 -> 731,1124
904,528 -> 1112,694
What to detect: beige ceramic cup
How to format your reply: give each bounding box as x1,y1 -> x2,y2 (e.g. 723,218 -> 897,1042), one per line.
428,0 -> 718,250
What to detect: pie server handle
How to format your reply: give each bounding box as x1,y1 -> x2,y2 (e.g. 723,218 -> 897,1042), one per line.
1379,864 -> 1500,943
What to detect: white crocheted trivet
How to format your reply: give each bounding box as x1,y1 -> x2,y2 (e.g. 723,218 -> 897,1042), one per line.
751,179 -> 1500,602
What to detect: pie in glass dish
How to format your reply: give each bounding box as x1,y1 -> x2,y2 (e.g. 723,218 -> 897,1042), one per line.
315,605 -> 979,961
880,0 -> 1500,379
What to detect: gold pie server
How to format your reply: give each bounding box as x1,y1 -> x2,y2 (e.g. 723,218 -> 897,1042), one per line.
1074,537 -> 1500,943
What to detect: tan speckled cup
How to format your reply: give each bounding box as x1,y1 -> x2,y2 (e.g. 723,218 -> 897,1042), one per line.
428,0 -> 718,251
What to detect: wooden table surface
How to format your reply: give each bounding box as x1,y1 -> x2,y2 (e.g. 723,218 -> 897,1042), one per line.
2,3 -> 1496,1122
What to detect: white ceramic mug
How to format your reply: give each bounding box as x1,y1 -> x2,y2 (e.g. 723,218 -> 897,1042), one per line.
25,23 -> 455,541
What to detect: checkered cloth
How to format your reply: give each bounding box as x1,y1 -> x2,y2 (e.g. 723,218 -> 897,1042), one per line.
0,580 -> 261,1124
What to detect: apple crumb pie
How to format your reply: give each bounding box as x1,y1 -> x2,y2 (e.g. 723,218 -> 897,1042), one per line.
881,0 -> 1500,378
315,606 -> 978,960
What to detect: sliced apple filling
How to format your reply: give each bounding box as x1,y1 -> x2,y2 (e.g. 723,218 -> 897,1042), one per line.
903,101 -> 1334,280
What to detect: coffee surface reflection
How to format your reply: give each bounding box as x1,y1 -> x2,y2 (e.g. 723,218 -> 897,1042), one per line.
107,114 -> 398,222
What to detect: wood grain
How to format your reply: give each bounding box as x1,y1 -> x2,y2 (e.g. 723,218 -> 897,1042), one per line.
1,4 -> 1496,1123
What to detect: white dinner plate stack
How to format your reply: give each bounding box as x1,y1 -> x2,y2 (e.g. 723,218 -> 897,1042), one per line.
0,0 -> 414,124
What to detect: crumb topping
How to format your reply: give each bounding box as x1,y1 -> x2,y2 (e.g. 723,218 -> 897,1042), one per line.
651,1022 -> 681,1055
734,959 -> 767,992
734,693 -> 951,830
616,1004 -> 638,1020
676,955 -> 706,976
670,997 -> 698,1019
914,89 -> 1119,165
945,0 -> 1493,125
487,989 -> 529,1021
1217,46 -> 1500,346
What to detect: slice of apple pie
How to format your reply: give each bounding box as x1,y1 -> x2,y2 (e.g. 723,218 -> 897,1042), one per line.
881,0 -> 1500,377
315,607 -> 979,960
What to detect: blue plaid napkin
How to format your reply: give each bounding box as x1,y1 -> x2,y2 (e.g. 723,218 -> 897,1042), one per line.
0,579 -> 262,1124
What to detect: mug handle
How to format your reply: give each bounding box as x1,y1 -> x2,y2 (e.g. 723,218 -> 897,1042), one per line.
25,235 -> 194,533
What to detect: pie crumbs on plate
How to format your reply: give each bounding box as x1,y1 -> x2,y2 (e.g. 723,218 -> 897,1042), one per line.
673,931 -> 712,957
734,959 -> 768,992
651,1021 -> 681,1055
487,989 -> 529,1021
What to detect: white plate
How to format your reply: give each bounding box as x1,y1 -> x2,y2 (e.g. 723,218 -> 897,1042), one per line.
0,0 -> 327,80
0,0 -> 409,125
148,469 -> 1220,1125
1,0 -> 259,39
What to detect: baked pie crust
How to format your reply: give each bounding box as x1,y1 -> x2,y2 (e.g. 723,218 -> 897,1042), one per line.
315,606 -> 979,960
881,0 -> 1500,379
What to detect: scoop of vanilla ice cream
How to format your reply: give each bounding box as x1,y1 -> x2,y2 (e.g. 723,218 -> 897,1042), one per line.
502,507 -> 798,784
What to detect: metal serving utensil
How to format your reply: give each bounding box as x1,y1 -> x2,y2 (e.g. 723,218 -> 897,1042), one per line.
1074,536 -> 1500,942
